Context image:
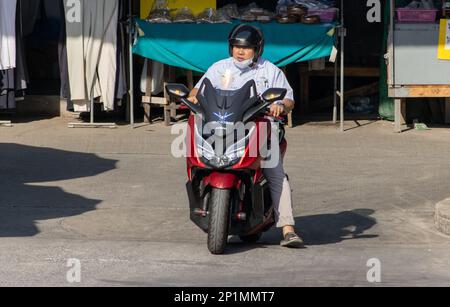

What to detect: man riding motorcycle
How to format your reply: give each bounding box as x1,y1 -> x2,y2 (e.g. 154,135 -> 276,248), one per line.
187,24 -> 304,248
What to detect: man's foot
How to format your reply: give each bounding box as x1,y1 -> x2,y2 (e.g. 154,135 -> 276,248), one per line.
280,232 -> 305,248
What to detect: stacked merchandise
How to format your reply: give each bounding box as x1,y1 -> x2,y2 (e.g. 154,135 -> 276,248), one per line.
396,0 -> 439,23
145,0 -> 338,24
276,0 -> 338,23
146,0 -> 233,23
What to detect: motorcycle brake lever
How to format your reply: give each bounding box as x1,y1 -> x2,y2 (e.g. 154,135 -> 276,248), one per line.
264,111 -> 286,125
273,116 -> 286,125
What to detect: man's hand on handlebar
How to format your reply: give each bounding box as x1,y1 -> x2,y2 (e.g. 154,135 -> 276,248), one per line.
269,103 -> 286,118
187,96 -> 199,104
187,88 -> 199,104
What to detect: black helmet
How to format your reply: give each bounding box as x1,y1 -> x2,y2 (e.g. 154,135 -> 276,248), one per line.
228,24 -> 265,64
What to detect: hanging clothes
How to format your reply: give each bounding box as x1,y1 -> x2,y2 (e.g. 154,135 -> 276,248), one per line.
58,0 -> 72,110
115,0 -> 127,101
0,69 -> 15,109
64,0 -> 119,112
140,59 -> 164,96
1,0 -> 27,110
0,0 -> 17,70
20,0 -> 41,37
15,0 -> 30,92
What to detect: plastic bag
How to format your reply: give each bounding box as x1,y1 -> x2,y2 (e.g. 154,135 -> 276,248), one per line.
173,7 -> 196,23
406,1 -> 421,8
239,2 -> 259,15
345,97 -> 375,114
239,3 -> 273,22
153,0 -> 168,10
277,4 -> 289,15
146,0 -> 172,23
197,8 -> 216,23
293,0 -> 333,9
257,14 -> 273,23
240,11 -> 256,22
404,0 -> 435,8
222,4 -> 239,19
215,9 -> 232,24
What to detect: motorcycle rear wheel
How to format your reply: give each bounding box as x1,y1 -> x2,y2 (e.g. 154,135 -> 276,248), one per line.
207,188 -> 231,255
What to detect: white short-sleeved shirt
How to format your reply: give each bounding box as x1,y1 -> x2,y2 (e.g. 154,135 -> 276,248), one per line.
195,57 -> 294,102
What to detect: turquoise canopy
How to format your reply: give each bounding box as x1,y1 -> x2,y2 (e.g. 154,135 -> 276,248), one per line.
133,19 -> 336,73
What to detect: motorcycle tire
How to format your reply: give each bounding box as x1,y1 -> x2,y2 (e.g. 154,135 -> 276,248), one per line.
207,188 -> 231,255
239,233 -> 262,243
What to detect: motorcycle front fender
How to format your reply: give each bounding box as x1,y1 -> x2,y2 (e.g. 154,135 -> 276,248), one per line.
207,172 -> 239,190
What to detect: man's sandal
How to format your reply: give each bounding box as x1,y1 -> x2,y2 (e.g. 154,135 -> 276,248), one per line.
281,232 -> 305,248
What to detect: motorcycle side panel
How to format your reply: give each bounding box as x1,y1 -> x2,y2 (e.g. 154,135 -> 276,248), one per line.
186,181 -> 209,232
186,115 -> 206,180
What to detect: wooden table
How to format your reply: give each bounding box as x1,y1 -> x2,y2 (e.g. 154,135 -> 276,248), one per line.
299,65 -> 380,115
141,63 -> 193,126
389,85 -> 450,133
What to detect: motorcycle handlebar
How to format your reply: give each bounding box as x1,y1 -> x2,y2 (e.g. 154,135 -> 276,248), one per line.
180,97 -> 203,115
180,96 -> 285,125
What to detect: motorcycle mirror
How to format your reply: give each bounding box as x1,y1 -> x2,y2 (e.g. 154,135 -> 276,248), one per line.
262,88 -> 287,104
166,84 -> 190,99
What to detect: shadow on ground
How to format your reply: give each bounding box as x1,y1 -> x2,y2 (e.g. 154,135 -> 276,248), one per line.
227,209 -> 378,254
0,143 -> 117,237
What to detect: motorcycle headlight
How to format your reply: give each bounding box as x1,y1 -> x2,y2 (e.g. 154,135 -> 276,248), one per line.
208,155 -> 239,168
194,123 -> 255,168
223,125 -> 256,162
194,124 -> 215,161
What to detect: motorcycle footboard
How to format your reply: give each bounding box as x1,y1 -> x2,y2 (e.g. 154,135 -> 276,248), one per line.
245,207 -> 276,236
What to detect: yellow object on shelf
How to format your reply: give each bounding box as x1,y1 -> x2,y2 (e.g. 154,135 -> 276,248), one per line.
438,19 -> 450,60
140,0 -> 217,19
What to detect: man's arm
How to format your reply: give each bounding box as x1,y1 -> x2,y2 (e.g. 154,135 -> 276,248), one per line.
270,98 -> 294,117
268,67 -> 295,117
188,88 -> 199,104
283,98 -> 295,114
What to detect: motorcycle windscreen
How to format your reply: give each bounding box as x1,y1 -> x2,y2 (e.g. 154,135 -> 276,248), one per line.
196,78 -> 260,125
194,78 -> 264,163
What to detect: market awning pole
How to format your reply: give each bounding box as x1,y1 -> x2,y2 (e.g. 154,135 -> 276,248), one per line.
68,82 -> 116,128
129,0 -> 135,128
340,0 -> 345,132
90,87 -> 94,124
333,48 -> 338,124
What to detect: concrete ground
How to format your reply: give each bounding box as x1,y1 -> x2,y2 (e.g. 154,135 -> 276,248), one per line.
1,117 -> 450,287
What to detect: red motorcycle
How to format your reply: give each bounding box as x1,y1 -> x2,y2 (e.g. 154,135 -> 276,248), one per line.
167,79 -> 287,254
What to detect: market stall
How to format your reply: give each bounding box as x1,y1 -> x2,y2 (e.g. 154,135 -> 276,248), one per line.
133,20 -> 336,72
1,0 -> 347,130
387,0 -> 450,132
131,0 -> 344,129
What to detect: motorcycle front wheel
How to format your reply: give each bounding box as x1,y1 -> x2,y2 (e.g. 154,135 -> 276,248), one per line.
207,188 -> 231,255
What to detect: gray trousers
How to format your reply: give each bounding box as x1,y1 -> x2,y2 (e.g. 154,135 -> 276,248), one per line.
64,0 -> 119,111
263,157 -> 295,228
